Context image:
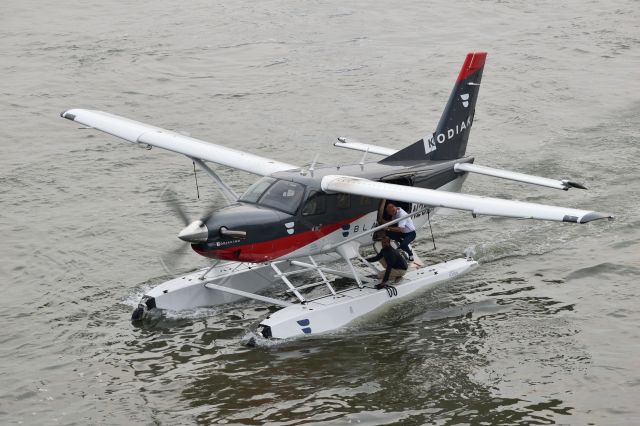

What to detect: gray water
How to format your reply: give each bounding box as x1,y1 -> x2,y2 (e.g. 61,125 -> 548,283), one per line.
2,0 -> 639,424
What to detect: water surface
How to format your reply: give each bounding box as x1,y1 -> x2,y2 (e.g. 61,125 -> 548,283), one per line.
1,0 -> 639,424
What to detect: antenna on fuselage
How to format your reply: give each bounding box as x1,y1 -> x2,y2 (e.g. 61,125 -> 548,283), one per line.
303,153 -> 319,177
359,147 -> 369,171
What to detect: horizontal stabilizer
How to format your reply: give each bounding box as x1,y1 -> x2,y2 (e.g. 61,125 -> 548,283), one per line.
321,175 -> 613,224
334,137 -> 398,156
454,163 -> 587,191
61,109 -> 298,176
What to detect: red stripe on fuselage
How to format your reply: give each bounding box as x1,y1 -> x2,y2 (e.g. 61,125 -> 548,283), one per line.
193,214 -> 367,263
456,52 -> 487,82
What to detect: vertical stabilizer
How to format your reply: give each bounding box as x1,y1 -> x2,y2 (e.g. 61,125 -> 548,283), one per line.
380,52 -> 486,164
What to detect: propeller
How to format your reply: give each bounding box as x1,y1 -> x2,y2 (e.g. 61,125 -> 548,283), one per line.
163,189 -> 247,242
155,159 -> 248,274
157,188 -> 198,272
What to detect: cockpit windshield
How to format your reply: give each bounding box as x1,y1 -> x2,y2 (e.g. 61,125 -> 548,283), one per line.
239,177 -> 276,203
239,177 -> 306,215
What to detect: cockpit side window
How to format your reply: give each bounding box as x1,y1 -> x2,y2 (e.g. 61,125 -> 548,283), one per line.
301,191 -> 327,216
239,177 -> 276,203
258,180 -> 306,215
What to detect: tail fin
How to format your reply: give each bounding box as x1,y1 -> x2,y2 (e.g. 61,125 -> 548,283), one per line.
380,52 -> 486,164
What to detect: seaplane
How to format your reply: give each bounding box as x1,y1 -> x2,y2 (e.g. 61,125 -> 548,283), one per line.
60,52 -> 613,340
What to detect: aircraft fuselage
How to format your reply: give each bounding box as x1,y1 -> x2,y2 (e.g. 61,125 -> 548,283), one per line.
192,157 -> 472,262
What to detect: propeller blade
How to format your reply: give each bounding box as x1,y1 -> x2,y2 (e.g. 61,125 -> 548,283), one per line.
161,188 -> 191,226
199,200 -> 221,224
159,242 -> 193,274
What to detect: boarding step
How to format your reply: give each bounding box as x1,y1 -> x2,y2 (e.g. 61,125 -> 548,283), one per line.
284,280 -> 330,293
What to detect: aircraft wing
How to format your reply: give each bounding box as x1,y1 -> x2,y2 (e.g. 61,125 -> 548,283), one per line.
321,175 -> 613,224
61,109 -> 298,176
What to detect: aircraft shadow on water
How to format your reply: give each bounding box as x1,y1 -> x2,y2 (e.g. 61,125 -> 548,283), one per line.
61,52 -> 613,340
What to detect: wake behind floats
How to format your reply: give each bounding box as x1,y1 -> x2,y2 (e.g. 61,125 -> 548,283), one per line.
61,52 -> 613,340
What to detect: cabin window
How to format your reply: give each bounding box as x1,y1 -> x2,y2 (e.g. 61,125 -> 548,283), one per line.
302,191 -> 327,216
356,195 -> 375,207
337,194 -> 350,209
258,180 -> 305,215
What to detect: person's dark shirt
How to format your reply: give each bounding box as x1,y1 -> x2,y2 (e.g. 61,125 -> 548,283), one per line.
366,246 -> 408,282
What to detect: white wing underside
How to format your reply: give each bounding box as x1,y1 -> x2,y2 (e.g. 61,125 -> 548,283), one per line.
61,109 -> 298,176
321,175 -> 613,224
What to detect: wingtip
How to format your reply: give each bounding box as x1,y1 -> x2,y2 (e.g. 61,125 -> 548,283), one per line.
60,110 -> 76,121
579,212 -> 615,223
564,180 -> 588,190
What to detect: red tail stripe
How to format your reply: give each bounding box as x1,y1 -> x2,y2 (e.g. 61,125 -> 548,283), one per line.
456,52 -> 487,82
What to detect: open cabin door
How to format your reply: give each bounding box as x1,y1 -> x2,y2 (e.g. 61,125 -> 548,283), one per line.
374,175 -> 414,241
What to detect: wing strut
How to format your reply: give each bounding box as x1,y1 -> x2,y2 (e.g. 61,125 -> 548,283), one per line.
204,282 -> 293,307
191,158 -> 238,203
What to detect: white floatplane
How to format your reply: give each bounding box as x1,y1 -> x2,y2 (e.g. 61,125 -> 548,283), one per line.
61,52 -> 613,339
